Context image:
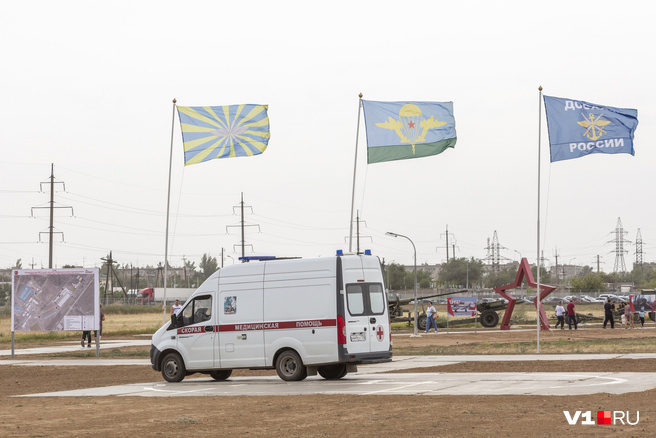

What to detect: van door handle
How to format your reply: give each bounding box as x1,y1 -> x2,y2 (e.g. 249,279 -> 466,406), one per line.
205,326 -> 214,332
370,317 -> 376,324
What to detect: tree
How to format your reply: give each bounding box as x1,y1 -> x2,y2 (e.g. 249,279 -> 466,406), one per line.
384,263 -> 407,290
484,266 -> 518,289
416,268 -> 432,289
530,265 -> 552,284
578,265 -> 593,276
570,273 -> 605,292
438,257 -> 483,288
199,253 -> 219,281
13,259 -> 22,269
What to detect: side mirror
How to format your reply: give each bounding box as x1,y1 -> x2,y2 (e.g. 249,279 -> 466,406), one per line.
170,313 -> 181,329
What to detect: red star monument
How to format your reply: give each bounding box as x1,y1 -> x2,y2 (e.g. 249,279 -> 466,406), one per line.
494,257 -> 555,330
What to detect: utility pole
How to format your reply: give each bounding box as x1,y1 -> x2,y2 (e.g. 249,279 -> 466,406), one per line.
100,251 -> 127,303
343,211 -> 371,253
31,164 -> 73,268
483,231 -> 506,272
227,193 -> 259,258
609,217 -> 630,273
439,225 -> 455,262
635,228 -> 644,271
554,249 -> 559,282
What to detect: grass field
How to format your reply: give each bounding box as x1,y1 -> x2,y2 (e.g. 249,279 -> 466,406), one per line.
0,305 -> 165,342
2,302 -> 654,356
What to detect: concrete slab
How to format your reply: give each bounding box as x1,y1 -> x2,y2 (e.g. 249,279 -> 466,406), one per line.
20,371 -> 656,398
4,341 -> 656,398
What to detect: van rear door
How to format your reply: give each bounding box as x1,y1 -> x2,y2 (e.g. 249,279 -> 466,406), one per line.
344,282 -> 388,354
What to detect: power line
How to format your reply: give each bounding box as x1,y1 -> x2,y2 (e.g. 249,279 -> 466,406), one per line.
608,217 -> 630,273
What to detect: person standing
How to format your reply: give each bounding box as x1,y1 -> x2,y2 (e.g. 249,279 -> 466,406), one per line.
81,330 -> 91,347
624,302 -> 634,329
555,301 -> 566,329
425,301 -> 438,333
566,299 -> 577,330
638,310 -> 645,328
603,298 -> 615,329
171,299 -> 182,316
94,304 -> 105,345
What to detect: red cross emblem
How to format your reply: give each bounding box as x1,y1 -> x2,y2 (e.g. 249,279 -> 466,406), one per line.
376,325 -> 384,342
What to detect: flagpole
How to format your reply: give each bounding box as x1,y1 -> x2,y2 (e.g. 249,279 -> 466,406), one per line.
348,93 -> 363,253
537,86 -> 543,353
163,98 -> 177,325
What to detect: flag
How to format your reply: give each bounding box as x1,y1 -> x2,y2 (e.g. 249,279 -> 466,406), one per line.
361,100 -> 456,164
177,104 -> 270,166
543,95 -> 638,163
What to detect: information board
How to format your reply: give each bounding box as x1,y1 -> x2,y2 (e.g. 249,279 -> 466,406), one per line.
11,268 -> 100,332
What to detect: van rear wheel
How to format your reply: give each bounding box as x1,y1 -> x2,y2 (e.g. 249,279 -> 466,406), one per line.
210,370 -> 232,381
161,352 -> 186,382
275,350 -> 307,381
318,364 -> 347,380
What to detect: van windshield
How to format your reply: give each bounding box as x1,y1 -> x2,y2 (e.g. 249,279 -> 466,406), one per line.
346,283 -> 386,316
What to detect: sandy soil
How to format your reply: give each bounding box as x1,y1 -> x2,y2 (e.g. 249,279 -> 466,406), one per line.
1,328 -> 655,437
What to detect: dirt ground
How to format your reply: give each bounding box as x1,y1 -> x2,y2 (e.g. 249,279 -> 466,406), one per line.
1,328 -> 655,437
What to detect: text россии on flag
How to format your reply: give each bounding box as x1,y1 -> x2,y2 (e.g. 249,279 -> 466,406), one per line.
543,96 -> 638,163
361,100 -> 456,164
177,104 -> 270,166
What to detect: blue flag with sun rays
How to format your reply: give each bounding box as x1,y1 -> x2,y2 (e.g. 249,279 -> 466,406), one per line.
177,104 -> 270,166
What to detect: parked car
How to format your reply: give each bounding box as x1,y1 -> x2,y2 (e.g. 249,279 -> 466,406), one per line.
598,293 -> 619,301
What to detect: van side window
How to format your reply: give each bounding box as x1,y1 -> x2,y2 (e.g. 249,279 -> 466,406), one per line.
369,284 -> 385,314
180,295 -> 212,326
346,285 -> 365,315
346,283 -> 385,316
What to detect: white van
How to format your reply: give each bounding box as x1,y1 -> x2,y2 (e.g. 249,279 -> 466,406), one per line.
150,253 -> 392,382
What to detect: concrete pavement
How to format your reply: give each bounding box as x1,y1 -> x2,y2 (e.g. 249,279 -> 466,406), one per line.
4,339 -> 656,397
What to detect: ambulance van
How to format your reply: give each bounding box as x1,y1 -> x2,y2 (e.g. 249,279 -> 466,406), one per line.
150,252 -> 392,382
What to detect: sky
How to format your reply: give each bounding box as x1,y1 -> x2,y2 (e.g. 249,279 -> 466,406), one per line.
1,0 -> 655,274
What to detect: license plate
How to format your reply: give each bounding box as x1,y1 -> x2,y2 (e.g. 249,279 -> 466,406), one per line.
350,332 -> 366,342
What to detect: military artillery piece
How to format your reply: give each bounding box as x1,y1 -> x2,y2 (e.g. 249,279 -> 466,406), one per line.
388,290 -> 509,330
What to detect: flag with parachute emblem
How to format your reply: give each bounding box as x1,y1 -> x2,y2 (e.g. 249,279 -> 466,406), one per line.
361,100 -> 456,164
177,104 -> 270,166
543,95 -> 638,163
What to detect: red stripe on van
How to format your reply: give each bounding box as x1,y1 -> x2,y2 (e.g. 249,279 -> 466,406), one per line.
219,319 -> 337,332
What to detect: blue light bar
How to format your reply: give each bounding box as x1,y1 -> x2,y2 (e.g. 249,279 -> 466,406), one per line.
364,249 -> 372,255
336,250 -> 344,256
239,256 -> 277,262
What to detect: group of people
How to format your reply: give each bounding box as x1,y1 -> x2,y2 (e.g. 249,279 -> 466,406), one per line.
601,298 -> 648,329
554,299 -> 579,330
554,297 -> 649,330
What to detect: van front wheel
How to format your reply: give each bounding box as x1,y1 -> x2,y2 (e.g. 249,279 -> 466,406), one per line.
161,352 -> 186,383
275,350 -> 307,381
318,364 -> 347,380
